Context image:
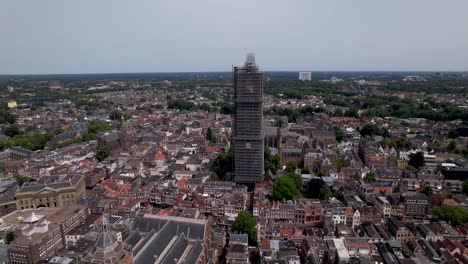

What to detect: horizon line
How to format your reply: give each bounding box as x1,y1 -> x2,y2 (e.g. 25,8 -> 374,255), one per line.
1,69 -> 467,77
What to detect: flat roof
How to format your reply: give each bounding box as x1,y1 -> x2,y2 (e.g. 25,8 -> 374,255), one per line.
333,238 -> 350,260
1,205 -> 84,245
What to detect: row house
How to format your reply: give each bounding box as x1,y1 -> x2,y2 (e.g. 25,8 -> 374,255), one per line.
254,199 -> 323,226
354,181 -> 392,201
403,194 -> 428,220
374,196 -> 391,219
386,217 -> 413,242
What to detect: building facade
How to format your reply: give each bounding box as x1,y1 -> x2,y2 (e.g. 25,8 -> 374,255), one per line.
233,54 -> 264,184
15,175 -> 86,210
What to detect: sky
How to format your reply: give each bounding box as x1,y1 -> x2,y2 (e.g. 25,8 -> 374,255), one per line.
1,0 -> 468,74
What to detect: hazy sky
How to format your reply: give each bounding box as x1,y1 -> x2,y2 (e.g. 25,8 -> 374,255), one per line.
1,0 -> 468,74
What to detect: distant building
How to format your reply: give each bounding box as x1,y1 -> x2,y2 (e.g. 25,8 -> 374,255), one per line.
7,101 -> 17,109
233,54 -> 264,184
15,175 -> 86,210
0,147 -> 32,162
97,131 -> 129,152
299,72 -> 312,81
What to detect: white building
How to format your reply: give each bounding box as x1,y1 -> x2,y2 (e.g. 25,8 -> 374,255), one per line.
299,72 -> 312,81
333,238 -> 350,263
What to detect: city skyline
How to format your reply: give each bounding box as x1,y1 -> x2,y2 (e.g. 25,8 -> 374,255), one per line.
1,0 -> 468,74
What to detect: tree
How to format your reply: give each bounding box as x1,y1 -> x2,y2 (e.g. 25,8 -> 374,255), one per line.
0,128 -> 62,151
274,119 -> 284,127
360,124 -> 379,137
285,161 -> 297,173
87,120 -> 111,134
344,107 -> 358,118
420,186 -> 433,196
4,125 -> 20,137
232,211 -> 257,246
448,140 -> 458,152
336,158 -> 349,171
96,145 -> 110,162
0,107 -> 16,124
219,103 -> 234,115
360,124 -> 390,138
408,152 -> 424,169
209,172 -> 219,181
334,127 -> 344,142
319,187 -> 332,200
205,128 -> 216,143
15,175 -> 29,185
285,173 -> 302,191
213,148 -> 233,179
109,110 -> 131,120
394,137 -> 412,150
363,172 -> 375,183
301,167 -> 311,174
5,231 -> 15,244
431,205 -> 468,226
199,103 -> 211,112
109,110 -> 123,120
463,180 -> 468,195
272,175 -> 300,200
264,148 -> 280,175
334,109 -> 344,116
167,99 -> 196,111
448,129 -> 459,139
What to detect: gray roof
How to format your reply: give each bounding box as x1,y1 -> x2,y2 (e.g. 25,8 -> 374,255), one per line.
184,241 -> 203,264
160,233 -> 188,263
132,215 -> 207,264
83,219 -> 125,264
230,233 -> 248,244
18,174 -> 82,193
124,231 -> 141,248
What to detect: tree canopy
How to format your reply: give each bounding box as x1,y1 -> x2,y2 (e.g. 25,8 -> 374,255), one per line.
431,205 -> 468,226
209,172 -> 219,181
4,125 -> 20,137
109,110 -> 131,121
15,175 -> 29,185
363,172 -> 376,183
205,128 -> 216,143
0,106 -> 16,124
0,129 -> 62,151
448,129 -> 459,139
5,231 -> 15,244
87,120 -> 111,134
264,147 -> 280,175
167,99 -> 196,111
360,124 -> 390,138
285,161 -> 297,173
232,211 -> 257,246
96,144 -> 110,162
272,174 -> 301,200
463,180 -> 468,196
334,127 -> 344,142
420,186 -> 433,197
212,148 -> 233,180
